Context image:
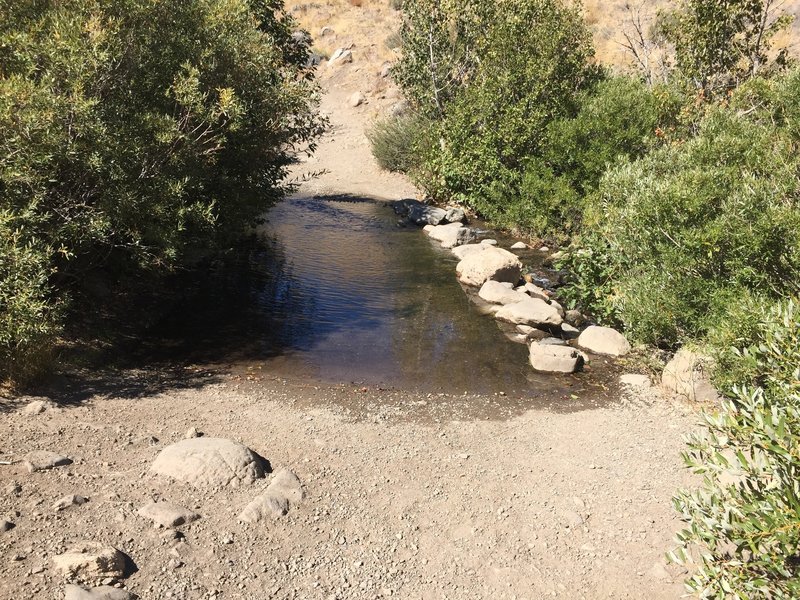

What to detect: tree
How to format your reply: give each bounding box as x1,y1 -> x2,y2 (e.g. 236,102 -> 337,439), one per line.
660,0 -> 794,94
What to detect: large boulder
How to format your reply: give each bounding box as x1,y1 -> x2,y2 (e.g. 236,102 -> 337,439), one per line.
495,297 -> 563,328
425,223 -> 475,249
577,326 -> 631,357
662,349 -> 719,403
150,438 -> 266,488
239,468 -> 304,524
529,343 -> 584,374
52,542 -> 129,582
456,247 -> 522,287
478,281 -> 529,306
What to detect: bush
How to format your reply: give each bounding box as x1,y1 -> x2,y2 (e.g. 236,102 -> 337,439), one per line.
0,0 -> 323,381
671,298 -> 800,598
559,71 -> 800,347
367,113 -> 428,174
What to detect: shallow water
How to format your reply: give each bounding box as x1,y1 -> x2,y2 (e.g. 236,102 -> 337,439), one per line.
151,195 -> 621,403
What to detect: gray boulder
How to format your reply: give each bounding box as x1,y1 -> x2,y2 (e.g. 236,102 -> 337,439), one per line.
451,243 -> 486,260
529,344 -> 584,374
456,247 -> 522,287
425,223 -> 474,248
495,297 -> 563,328
445,207 -> 466,223
408,203 -> 447,226
150,438 -> 266,488
577,326 -> 631,357
662,349 -> 719,402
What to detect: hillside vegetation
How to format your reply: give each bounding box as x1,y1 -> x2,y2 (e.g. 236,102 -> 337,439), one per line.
373,0 -> 800,595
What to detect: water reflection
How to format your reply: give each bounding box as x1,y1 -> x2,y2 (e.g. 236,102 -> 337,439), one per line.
152,195 -> 618,399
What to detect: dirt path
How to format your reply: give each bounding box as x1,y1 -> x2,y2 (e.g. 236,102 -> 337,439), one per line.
0,16 -> 698,599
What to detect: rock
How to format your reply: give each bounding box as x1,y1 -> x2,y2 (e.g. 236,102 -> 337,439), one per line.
565,309 -> 585,327
0,519 -> 14,533
451,243 -> 486,261
456,247 -> 522,287
137,502 -> 200,528
239,468 -> 304,524
52,542 -> 129,582
380,62 -> 392,78
577,326 -> 631,357
65,584 -> 138,600
540,246 -> 550,252
444,207 -> 466,223
23,451 -> 72,473
550,299 -> 566,318
495,298 -> 563,328
53,495 -> 89,511
562,510 -> 584,527
478,281 -> 529,306
523,283 -> 549,301
561,323 -> 580,338
21,399 -> 57,416
620,374 -> 651,388
516,325 -> 535,335
647,562 -> 673,582
662,349 -> 719,403
327,48 -> 353,66
184,427 -> 201,439
480,239 -> 498,246
425,223 -> 474,249
5,481 -> 21,495
530,344 -> 583,374
408,203 -> 447,226
510,242 -> 528,250
150,438 -> 266,488
349,92 -> 365,107
319,26 -> 334,36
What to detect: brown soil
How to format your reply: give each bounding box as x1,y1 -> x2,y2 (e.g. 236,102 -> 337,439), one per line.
1,3 -> 700,599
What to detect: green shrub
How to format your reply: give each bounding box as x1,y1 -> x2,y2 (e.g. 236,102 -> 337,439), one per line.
0,0 -> 323,380
672,298 -> 800,598
367,113 -> 428,174
559,72 -> 800,347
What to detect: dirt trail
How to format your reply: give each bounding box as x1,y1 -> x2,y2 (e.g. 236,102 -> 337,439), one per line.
0,7 -> 698,599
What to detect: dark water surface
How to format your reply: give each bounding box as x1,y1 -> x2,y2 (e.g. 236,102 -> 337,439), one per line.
152,195 -> 620,403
